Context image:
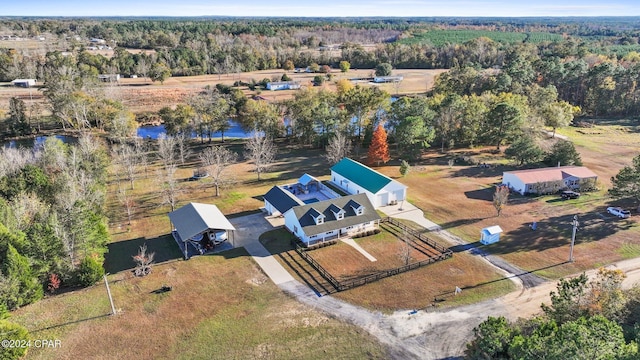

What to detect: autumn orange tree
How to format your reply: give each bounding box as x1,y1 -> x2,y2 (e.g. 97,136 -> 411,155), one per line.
367,124 -> 390,166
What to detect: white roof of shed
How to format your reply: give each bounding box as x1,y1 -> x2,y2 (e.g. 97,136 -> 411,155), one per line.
481,225 -> 503,235
168,202 -> 235,241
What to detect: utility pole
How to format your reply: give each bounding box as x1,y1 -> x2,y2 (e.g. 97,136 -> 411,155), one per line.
569,215 -> 579,262
103,274 -> 117,315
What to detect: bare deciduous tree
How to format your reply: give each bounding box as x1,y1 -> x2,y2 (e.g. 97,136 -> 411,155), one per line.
324,131 -> 352,165
133,243 -> 155,277
157,134 -> 178,169
244,132 -> 276,181
175,132 -> 192,165
157,164 -> 180,211
397,232 -> 413,266
117,183 -> 135,225
493,185 -> 510,217
199,146 -> 237,196
113,144 -> 138,189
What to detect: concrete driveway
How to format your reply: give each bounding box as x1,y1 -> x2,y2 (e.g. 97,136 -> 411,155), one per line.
229,213 -> 295,285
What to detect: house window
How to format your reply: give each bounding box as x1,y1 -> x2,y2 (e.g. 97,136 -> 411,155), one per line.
294,225 -> 298,233
357,190 -> 359,194
346,226 -> 353,230
310,235 -> 317,238
337,213 -> 344,220
316,217 -> 324,225
326,231 -> 332,235
356,208 -> 363,215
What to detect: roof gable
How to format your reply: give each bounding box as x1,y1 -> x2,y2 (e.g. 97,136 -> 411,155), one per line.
290,193 -> 380,235
330,158 -> 394,193
504,166 -> 598,184
168,203 -> 235,241
264,186 -> 304,214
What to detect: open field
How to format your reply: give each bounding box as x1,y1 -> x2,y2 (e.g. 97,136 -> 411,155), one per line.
261,227 -> 516,312
0,68 -> 446,116
13,245 -> 388,360
371,120 -> 640,279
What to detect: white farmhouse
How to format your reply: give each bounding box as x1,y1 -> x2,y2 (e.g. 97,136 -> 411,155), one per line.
283,193 -> 380,246
330,158 -> 407,208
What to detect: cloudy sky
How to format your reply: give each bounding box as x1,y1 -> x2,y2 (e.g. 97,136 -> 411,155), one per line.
3,0 -> 640,17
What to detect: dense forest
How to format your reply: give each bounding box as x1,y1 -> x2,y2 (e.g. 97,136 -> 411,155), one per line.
3,17 -> 640,119
0,135 -> 109,310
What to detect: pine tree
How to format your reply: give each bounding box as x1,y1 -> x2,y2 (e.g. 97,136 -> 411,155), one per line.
367,124 -> 390,166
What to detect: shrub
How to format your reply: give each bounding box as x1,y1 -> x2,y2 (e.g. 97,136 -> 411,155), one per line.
76,256 -> 104,286
0,320 -> 29,360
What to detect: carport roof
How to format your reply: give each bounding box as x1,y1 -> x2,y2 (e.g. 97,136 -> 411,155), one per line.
168,202 -> 235,242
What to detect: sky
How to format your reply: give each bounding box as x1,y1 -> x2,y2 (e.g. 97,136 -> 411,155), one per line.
2,0 -> 640,17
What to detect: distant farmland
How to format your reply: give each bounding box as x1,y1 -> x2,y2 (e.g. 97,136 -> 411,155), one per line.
397,29 -> 564,46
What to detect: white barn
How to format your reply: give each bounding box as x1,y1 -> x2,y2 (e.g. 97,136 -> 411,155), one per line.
330,158 -> 407,208
266,81 -> 301,91
11,79 -> 37,87
502,166 -> 598,195
283,194 -> 380,246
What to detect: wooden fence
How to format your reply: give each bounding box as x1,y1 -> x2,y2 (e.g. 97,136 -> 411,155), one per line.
292,218 -> 453,292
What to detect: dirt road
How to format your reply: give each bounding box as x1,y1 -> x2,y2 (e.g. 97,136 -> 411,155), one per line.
280,256 -> 640,359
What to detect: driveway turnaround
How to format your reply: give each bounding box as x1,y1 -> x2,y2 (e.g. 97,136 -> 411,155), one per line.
229,213 -> 294,285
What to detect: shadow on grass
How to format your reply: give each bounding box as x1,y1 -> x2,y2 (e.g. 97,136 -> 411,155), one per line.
464,188 -> 493,201
432,261 -> 569,303
260,230 -> 337,295
226,209 -> 263,218
438,217 -> 485,230
105,234 -> 183,274
484,212 -> 635,256
31,313 -> 112,333
450,165 -> 506,178
449,241 -> 483,253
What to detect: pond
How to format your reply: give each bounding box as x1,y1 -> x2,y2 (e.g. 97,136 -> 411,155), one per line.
2,135 -> 77,149
137,121 -> 253,140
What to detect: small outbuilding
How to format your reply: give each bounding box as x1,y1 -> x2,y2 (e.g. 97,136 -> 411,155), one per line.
11,79 -> 37,88
480,225 -> 503,245
168,202 -> 235,259
266,81 -> 301,91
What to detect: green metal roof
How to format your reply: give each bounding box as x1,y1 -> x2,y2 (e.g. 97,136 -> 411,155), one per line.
330,157 -> 392,194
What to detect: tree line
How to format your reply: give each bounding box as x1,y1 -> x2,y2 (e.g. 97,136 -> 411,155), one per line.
465,269 -> 640,359
0,135 -> 109,311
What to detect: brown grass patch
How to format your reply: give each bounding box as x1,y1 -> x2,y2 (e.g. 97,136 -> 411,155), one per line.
14,251 -> 388,359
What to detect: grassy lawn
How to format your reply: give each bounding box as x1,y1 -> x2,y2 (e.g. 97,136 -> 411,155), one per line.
373,120 -> 640,280
260,226 -> 516,312
14,250 -> 388,360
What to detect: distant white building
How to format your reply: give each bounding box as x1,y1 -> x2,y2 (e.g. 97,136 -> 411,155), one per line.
266,81 -> 301,91
373,76 -> 403,83
98,74 -> 120,82
11,79 -> 37,88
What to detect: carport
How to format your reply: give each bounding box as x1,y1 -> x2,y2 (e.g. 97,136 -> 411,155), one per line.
168,202 -> 236,259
